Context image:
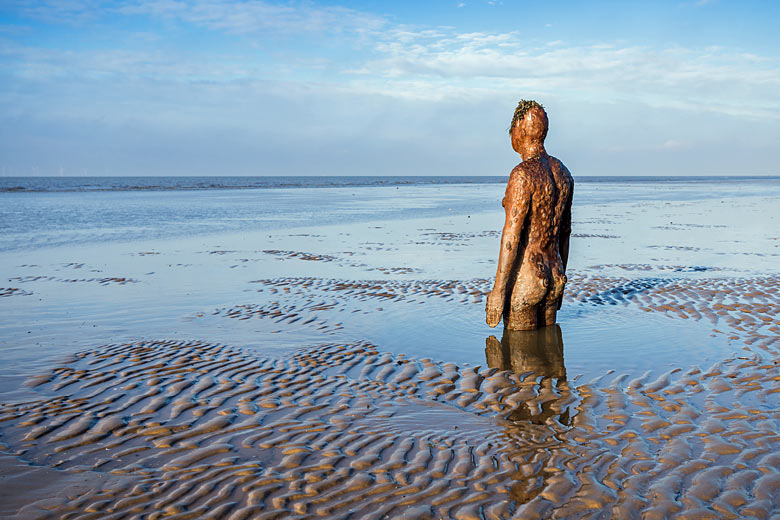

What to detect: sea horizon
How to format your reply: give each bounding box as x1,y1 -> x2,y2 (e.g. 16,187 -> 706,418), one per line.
2,174 -> 779,193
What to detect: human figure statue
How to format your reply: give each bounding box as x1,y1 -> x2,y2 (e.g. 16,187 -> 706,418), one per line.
486,100 -> 574,330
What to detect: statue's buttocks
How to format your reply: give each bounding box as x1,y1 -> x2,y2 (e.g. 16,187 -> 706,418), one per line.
486,101 -> 574,331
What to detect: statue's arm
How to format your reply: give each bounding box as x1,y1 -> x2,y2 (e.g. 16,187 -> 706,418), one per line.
559,181 -> 573,272
486,171 -> 530,328
556,175 -> 573,311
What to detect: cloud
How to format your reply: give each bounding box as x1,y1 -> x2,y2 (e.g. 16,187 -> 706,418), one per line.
661,139 -> 692,150
348,29 -> 780,119
4,2 -> 779,121
119,0 -> 387,36
3,0 -> 111,24
0,24 -> 33,35
1,43 -> 258,85
4,0 -> 387,35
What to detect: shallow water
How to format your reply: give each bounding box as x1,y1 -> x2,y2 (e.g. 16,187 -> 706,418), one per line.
1,177 -> 779,518
2,176 -> 778,253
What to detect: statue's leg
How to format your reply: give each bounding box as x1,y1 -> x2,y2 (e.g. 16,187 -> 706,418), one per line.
506,305 -> 537,330
543,300 -> 558,326
542,270 -> 567,326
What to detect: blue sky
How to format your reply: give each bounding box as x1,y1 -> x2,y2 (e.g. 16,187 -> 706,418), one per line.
1,0 -> 779,176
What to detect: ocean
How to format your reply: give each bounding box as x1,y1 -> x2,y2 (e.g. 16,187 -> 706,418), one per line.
2,175 -> 778,192
2,175 -> 778,252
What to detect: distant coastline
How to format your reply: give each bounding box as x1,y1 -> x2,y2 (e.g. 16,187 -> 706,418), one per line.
2,175 -> 779,193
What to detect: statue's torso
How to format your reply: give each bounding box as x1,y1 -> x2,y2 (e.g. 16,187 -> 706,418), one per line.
509,155 -> 573,263
505,155 -> 574,317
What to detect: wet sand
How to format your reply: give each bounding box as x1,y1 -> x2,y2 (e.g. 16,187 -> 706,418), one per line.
1,180 -> 779,518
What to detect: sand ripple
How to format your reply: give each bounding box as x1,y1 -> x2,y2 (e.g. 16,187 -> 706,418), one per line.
2,340 -> 576,518
565,274 -> 780,348
3,274 -> 780,518
2,328 -> 780,517
218,274 -> 779,350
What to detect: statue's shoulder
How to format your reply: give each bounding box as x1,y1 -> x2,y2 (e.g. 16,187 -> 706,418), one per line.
508,163 -> 533,186
505,164 -> 533,206
547,156 -> 574,186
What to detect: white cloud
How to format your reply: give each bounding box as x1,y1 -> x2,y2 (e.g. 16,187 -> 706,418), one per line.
347,29 -> 780,119
2,44 -> 258,84
661,139 -> 692,150
4,2 -> 779,121
6,0 -> 387,35
118,0 -> 386,35
4,0 -> 115,24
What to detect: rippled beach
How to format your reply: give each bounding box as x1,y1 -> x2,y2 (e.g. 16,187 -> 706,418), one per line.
1,176 -> 779,518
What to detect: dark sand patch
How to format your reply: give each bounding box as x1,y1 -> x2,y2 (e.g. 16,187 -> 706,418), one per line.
8,275 -> 139,286
369,267 -> 419,275
263,250 -> 339,262
584,263 -> 720,272
61,263 -> 87,269
572,233 -> 620,239
421,231 -> 500,242
203,250 -> 240,255
250,278 -> 491,304
209,278 -> 492,334
0,288 -> 32,297
212,302 -> 344,335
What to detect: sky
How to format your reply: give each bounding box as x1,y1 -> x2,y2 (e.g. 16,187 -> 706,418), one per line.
1,0 -> 779,177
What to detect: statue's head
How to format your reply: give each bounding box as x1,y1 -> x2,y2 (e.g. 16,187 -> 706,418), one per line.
509,100 -> 548,154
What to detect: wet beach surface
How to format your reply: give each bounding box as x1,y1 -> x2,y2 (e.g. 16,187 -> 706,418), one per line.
1,178 -> 779,518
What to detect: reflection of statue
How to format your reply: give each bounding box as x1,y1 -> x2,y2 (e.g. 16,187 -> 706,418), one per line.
486,100 -> 574,330
485,325 -> 570,508
485,325 -> 566,380
485,325 -> 569,426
